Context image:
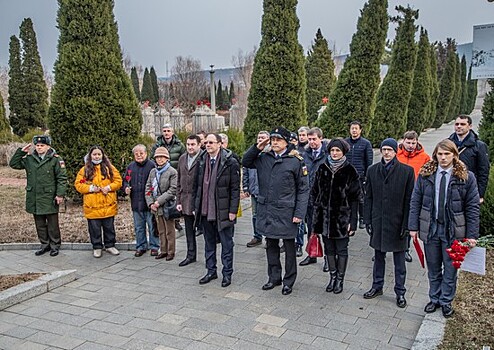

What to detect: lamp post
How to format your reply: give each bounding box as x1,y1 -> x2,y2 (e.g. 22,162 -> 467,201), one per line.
209,64 -> 216,114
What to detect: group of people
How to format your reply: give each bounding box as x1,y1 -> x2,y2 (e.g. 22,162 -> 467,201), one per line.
10,114 -> 488,318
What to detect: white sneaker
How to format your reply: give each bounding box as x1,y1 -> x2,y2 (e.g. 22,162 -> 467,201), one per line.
106,247 -> 120,255
93,249 -> 102,258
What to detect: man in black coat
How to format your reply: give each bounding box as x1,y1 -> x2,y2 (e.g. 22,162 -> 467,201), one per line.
243,127 -> 309,295
448,114 -> 490,203
363,138 -> 415,308
194,133 -> 240,288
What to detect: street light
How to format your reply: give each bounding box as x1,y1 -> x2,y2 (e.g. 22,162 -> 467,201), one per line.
209,64 -> 216,113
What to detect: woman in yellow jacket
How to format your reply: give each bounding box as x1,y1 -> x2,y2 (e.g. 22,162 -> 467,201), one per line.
75,146 -> 122,258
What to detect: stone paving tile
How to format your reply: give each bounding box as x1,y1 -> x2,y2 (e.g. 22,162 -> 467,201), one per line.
10,340 -> 49,350
201,332 -> 238,348
252,323 -> 286,337
256,313 -> 288,327
311,336 -> 350,350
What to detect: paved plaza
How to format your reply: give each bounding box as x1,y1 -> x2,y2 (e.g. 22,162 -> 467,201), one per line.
0,111 -> 483,349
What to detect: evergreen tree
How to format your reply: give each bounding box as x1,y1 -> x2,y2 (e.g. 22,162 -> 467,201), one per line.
406,27 -> 431,134
369,5 -> 418,144
48,0 -> 141,192
447,53 -> 461,120
130,66 -> 140,100
216,79 -> 224,110
459,56 -> 468,114
316,0 -> 388,139
0,93 -> 9,132
435,42 -> 447,80
432,39 -> 456,128
244,0 -> 307,144
150,66 -> 159,103
305,28 -> 336,125
426,43 -> 440,129
479,79 -> 494,159
140,68 -> 154,103
466,65 -> 478,114
19,18 -> 49,130
229,81 -> 235,102
8,35 -> 25,136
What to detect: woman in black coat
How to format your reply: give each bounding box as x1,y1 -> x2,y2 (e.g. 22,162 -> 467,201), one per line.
311,138 -> 361,294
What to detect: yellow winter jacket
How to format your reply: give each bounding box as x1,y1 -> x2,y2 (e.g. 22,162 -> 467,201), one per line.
74,164 -> 122,219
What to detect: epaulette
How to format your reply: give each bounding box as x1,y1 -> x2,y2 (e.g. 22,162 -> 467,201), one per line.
288,149 -> 304,161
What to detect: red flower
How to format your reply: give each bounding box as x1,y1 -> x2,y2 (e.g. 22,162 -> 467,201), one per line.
452,261 -> 462,269
446,239 -> 472,269
80,178 -> 87,184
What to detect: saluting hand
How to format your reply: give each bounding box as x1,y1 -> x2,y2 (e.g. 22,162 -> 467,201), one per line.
21,144 -> 32,153
257,138 -> 270,150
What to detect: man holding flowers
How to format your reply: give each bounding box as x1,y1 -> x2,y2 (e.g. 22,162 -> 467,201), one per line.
408,139 -> 480,318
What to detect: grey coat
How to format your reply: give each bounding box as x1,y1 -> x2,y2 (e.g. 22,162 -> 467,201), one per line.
242,144 -> 309,239
364,158 -> 415,252
145,165 -> 177,216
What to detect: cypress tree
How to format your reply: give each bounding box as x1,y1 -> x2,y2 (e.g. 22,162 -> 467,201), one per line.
229,81 -> 235,102
432,40 -> 456,128
0,93 -> 9,132
479,79 -> 494,162
447,54 -> 462,120
426,43 -> 440,129
8,35 -> 25,136
130,66 -> 140,100
216,79 -> 224,110
140,68 -> 154,103
48,0 -> 142,192
19,18 -> 49,130
150,66 -> 159,103
305,28 -> 336,125
244,0 -> 307,144
406,27 -> 431,134
316,0 -> 388,139
459,56 -> 468,114
466,65 -> 478,114
369,5 -> 418,144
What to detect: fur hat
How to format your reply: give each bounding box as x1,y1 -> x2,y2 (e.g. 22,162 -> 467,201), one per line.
154,147 -> 170,158
380,138 -> 398,153
32,135 -> 51,145
327,138 -> 350,155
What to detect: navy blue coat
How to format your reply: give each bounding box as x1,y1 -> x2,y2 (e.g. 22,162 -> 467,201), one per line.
408,160 -> 480,244
302,140 -> 329,189
242,167 -> 259,197
242,145 -> 309,239
122,159 -> 155,212
449,131 -> 490,198
344,136 -> 374,177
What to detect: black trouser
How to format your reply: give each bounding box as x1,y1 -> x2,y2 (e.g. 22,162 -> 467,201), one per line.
202,217 -> 234,278
322,236 -> 349,257
183,214 -> 197,260
266,238 -> 297,288
87,217 -> 116,249
372,249 -> 406,296
34,213 -> 61,250
358,176 -> 365,222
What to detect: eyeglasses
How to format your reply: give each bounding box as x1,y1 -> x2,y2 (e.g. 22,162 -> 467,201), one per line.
454,123 -> 468,126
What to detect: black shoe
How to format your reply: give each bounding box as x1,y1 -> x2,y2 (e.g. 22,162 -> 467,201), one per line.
221,277 -> 231,288
405,250 -> 412,263
296,246 -> 303,257
396,295 -> 407,308
326,271 -> 337,292
175,221 -> 183,231
359,220 -> 365,229
262,281 -> 282,290
199,273 -> 218,284
134,250 -> 146,257
34,247 -> 50,256
424,301 -> 440,313
363,288 -> 383,299
323,256 -> 329,272
246,238 -> 262,248
281,285 -> 292,295
49,249 -> 59,257
179,258 -> 196,267
442,304 -> 454,318
299,256 -> 317,266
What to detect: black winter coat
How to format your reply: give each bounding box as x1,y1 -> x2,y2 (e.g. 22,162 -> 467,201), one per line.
449,131 -> 490,198
194,149 -> 240,231
344,136 -> 374,177
364,158 -> 415,252
408,160 -> 480,245
242,145 -> 309,239
122,159 -> 155,212
302,140 -> 329,188
311,160 -> 361,239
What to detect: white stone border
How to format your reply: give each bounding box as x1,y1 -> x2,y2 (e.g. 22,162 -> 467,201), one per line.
411,311 -> 446,350
0,270 -> 77,310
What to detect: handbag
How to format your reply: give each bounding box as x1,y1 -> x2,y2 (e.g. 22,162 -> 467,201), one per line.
306,234 -> 323,258
163,199 -> 182,220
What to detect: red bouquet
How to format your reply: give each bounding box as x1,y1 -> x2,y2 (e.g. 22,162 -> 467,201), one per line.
446,239 -> 472,269
125,170 -> 132,183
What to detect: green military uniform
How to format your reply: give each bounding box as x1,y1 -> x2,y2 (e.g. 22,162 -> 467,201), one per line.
151,134 -> 186,169
9,146 -> 67,251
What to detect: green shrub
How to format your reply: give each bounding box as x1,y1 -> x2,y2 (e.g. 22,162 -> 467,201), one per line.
224,128 -> 245,157
480,165 -> 494,237
21,127 -> 45,143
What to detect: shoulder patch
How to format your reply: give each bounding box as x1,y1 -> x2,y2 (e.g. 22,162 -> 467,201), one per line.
302,165 -> 308,176
59,160 -> 66,168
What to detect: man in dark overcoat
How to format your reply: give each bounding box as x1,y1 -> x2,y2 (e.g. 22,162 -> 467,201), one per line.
194,133 -> 240,288
242,127 -> 309,295
363,138 -> 415,308
10,135 -> 67,257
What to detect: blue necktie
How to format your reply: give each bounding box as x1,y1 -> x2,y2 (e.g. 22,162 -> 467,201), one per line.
437,171 -> 447,224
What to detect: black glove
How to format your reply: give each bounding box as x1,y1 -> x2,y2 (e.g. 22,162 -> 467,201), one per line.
365,224 -> 373,236
400,229 -> 409,239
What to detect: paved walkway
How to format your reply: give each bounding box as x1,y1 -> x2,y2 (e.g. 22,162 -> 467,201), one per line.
0,112 -> 481,350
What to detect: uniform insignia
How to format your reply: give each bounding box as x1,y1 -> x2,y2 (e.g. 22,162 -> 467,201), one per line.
59,160 -> 65,168
302,165 -> 308,176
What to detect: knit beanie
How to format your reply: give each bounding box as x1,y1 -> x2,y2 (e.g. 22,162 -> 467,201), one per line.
380,138 -> 398,153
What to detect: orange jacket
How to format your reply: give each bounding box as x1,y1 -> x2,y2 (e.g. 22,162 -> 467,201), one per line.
396,143 -> 430,179
74,164 -> 122,219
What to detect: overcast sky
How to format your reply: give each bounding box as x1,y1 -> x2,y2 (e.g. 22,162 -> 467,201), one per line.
1,0 -> 493,77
